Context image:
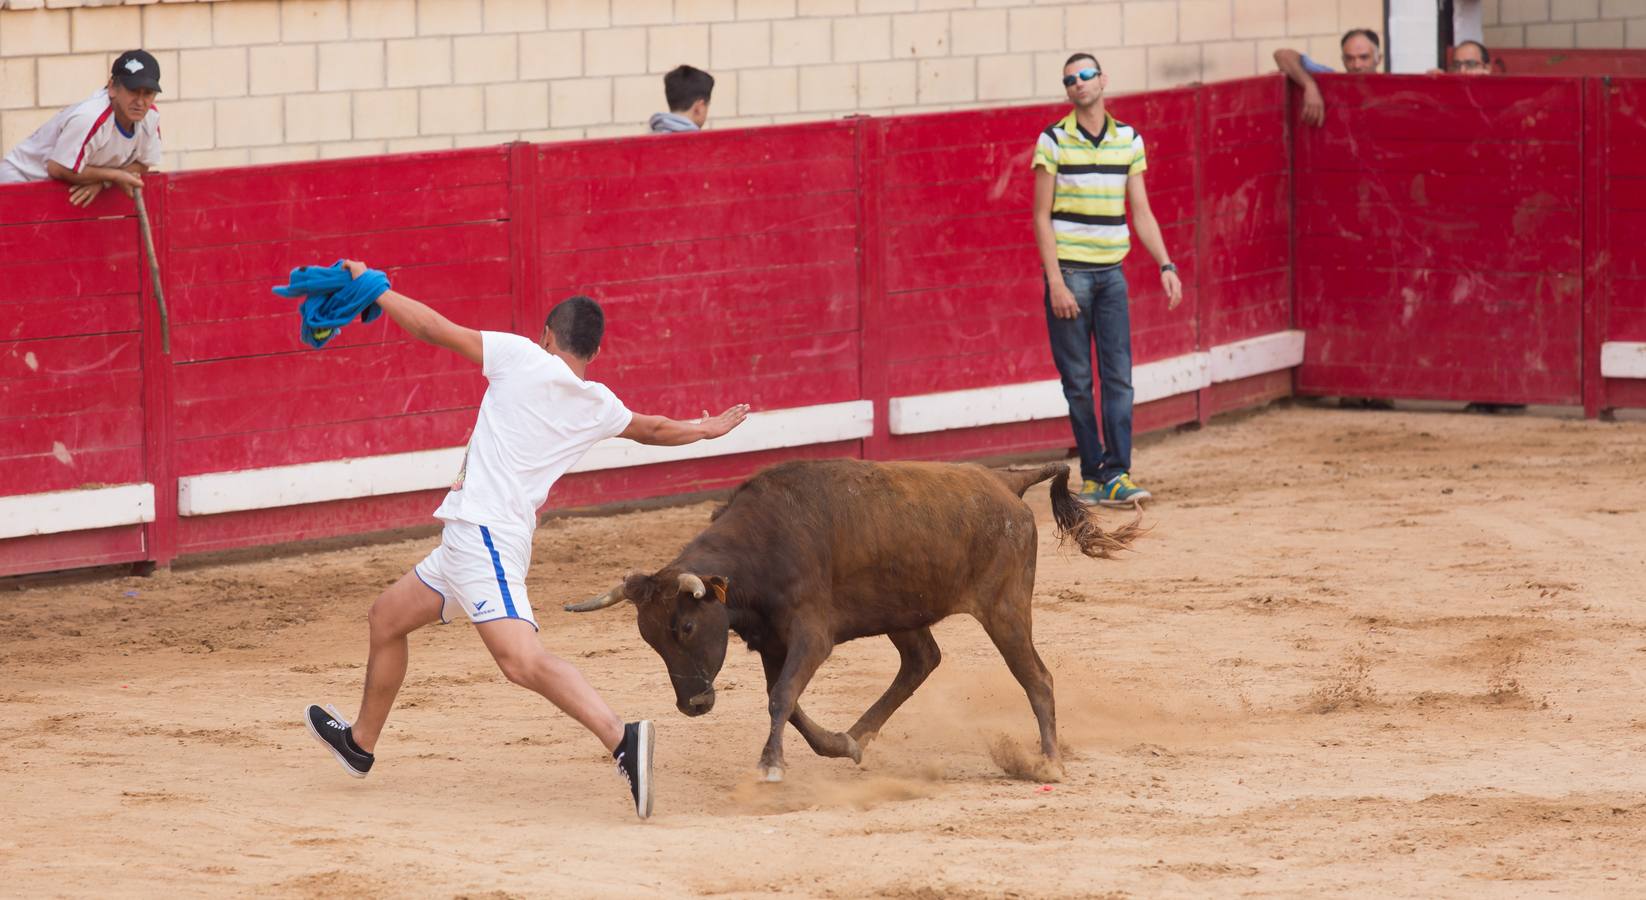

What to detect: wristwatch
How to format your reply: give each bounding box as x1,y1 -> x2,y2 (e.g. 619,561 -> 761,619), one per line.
1160,263 -> 1177,274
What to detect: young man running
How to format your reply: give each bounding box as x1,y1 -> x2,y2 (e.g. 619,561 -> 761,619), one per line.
303,260 -> 749,820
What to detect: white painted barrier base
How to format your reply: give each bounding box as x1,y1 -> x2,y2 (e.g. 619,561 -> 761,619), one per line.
175,400 -> 874,517
1601,342 -> 1646,379
889,330 -> 1304,436
0,483 -> 155,540
4,332 -> 1308,528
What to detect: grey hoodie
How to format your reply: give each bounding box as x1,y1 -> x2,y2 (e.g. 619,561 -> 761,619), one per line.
648,112 -> 700,133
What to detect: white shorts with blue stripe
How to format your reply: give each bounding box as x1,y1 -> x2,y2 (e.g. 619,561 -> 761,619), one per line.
414,522 -> 538,632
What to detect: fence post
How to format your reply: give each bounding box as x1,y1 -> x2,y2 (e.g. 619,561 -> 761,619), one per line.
1281,79 -> 1297,401
1192,85 -> 1213,425
508,142 -> 541,335
1581,77 -> 1607,419
856,117 -> 891,460
139,173 -> 177,571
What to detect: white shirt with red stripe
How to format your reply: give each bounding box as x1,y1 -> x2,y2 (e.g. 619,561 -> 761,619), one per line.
0,89 -> 162,184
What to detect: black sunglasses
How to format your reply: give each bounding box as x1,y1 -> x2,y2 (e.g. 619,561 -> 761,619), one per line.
1062,67 -> 1100,87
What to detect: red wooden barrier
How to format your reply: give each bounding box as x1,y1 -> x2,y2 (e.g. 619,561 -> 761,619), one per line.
0,77 -> 1305,577
874,101 -> 1072,461
10,73 -> 1639,578
162,149 -> 513,553
1595,76 -> 1646,412
0,182 -> 152,576
530,122 -> 866,507
1198,76 -> 1294,416
1293,75 -> 1585,404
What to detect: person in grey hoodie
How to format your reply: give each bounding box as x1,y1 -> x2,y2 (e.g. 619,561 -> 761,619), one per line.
649,65 -> 714,134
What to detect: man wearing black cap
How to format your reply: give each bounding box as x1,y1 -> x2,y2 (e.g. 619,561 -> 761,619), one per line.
0,50 -> 164,207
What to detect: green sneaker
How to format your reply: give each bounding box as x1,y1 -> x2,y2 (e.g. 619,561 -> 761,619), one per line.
1087,473 -> 1151,508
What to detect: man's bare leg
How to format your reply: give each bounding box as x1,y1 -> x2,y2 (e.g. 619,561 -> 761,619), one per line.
351,570 -> 444,752
474,618 -> 624,751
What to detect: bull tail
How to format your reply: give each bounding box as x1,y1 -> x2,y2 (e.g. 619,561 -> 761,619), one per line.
1047,466 -> 1148,559
994,462 -> 1070,498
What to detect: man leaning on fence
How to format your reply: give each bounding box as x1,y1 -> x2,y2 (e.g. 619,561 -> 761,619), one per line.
1032,52 -> 1183,509
0,50 -> 163,208
1271,28 -> 1383,128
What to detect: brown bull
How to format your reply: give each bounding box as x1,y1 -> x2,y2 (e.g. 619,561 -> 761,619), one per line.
566,458 -> 1141,782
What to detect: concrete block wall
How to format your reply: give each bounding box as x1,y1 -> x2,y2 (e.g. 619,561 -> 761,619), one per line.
1481,0 -> 1646,48
0,0 -> 1392,172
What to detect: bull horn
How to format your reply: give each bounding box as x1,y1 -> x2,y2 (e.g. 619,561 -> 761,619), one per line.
677,573 -> 707,599
563,583 -> 629,613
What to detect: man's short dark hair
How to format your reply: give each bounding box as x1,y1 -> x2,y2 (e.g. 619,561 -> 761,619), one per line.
1455,39 -> 1491,63
664,65 -> 715,112
1064,52 -> 1099,71
1341,28 -> 1381,49
545,295 -> 605,360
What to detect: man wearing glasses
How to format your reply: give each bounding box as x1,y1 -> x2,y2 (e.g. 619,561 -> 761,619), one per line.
1031,53 -> 1182,509
1446,41 -> 1493,75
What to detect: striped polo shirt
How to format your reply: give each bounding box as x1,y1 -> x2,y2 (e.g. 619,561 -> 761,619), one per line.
1032,110 -> 1147,267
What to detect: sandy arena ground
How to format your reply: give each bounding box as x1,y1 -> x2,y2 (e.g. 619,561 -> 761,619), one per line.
3,404 -> 1646,898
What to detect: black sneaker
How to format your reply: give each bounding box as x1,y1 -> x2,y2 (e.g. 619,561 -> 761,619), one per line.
304,703 -> 374,778
612,720 -> 654,819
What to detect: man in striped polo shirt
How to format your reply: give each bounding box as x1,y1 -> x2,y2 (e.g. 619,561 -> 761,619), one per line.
1032,52 -> 1182,508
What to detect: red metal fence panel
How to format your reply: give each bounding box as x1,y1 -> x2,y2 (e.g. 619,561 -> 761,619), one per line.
1198,76 -> 1294,416
532,122 -> 867,506
162,148 -> 514,552
12,73 -> 1640,578
873,85 -> 1216,463
0,183 -> 150,575
1597,76 -> 1646,411
1293,75 -> 1585,405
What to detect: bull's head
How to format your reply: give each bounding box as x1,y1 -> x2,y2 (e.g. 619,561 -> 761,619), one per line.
565,570 -> 731,717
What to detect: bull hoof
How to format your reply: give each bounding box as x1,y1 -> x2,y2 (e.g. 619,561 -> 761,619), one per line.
763,766 -> 785,783
1040,756 -> 1066,784
844,734 -> 862,765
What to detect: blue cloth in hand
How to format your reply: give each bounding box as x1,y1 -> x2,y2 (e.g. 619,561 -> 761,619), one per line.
272,260 -> 391,349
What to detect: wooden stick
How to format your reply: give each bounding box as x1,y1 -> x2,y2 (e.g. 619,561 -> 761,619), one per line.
133,187 -> 170,355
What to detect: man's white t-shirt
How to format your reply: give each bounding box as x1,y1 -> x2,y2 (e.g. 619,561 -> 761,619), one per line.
432,331 -> 633,538
0,89 -> 162,184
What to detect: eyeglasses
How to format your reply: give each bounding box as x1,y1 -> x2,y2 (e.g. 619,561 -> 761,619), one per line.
1062,67 -> 1100,87
1450,59 -> 1488,72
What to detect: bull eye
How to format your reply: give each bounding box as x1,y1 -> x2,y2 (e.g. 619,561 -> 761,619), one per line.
681,620 -> 695,637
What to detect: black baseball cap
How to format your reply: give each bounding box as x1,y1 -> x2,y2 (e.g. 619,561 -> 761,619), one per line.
112,50 -> 162,93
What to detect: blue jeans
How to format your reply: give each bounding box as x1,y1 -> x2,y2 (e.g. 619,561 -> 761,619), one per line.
1044,266 -> 1133,485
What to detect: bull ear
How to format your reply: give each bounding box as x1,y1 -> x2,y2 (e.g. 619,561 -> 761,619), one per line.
623,572 -> 654,603
707,575 -> 729,603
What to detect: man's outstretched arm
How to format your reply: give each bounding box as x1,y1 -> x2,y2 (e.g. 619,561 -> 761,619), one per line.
620,405 -> 750,446
1272,48 -> 1326,127
343,259 -> 483,365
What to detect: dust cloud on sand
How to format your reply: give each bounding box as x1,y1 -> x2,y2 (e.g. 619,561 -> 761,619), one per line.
3,405 -> 1646,897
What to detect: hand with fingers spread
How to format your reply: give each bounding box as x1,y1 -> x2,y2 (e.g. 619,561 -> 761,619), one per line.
698,404 -> 750,439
